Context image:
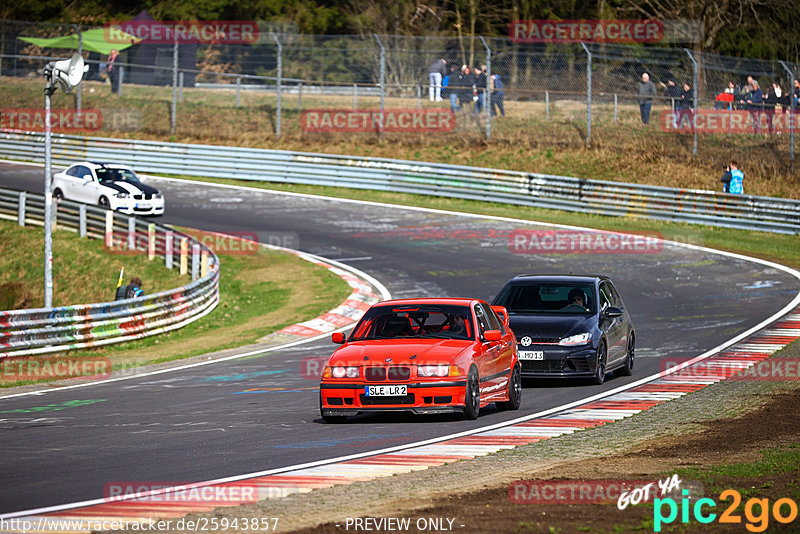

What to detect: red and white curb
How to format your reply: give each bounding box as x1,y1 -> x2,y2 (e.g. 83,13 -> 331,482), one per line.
6,308 -> 799,532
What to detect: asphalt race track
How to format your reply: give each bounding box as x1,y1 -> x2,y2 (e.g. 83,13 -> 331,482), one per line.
1,161 -> 798,514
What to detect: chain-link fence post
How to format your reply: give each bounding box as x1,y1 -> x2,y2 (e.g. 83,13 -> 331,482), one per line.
374,34 -> 385,142
581,43 -> 592,146
271,32 -> 282,138
684,49 -> 698,157
171,39 -> 178,136
779,61 -> 795,164
480,36 -> 491,142
73,25 -> 82,112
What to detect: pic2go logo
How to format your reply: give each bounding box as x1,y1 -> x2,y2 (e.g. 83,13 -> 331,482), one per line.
654,489 -> 799,532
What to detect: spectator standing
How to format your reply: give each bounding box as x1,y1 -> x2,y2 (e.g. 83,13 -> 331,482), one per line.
101,49 -> 120,94
665,79 -> 681,127
449,65 -> 470,113
746,80 -> 764,133
490,73 -> 505,117
677,82 -> 694,129
728,161 -> 744,194
764,82 -> 780,133
115,277 -> 144,300
637,73 -> 657,124
428,58 -> 447,102
715,81 -> 735,110
474,65 -> 487,113
794,79 -> 800,107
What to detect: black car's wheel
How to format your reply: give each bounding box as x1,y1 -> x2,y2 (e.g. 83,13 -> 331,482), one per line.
497,363 -> 522,411
592,341 -> 607,385
98,196 -> 110,209
53,188 -> 64,201
619,333 -> 635,376
463,365 -> 480,420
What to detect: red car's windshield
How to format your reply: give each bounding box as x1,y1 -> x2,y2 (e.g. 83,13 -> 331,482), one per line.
350,304 -> 473,341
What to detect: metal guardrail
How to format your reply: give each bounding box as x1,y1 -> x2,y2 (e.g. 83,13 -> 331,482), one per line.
0,186 -> 220,358
1,131 -> 799,234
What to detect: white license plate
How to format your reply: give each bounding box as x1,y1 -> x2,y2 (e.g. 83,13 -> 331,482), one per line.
519,351 -> 544,360
136,203 -> 151,209
365,385 -> 407,396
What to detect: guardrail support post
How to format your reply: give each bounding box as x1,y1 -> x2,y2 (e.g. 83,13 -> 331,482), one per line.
79,204 -> 86,237
545,90 -> 549,120
127,217 -> 136,251
148,223 -> 156,260
17,191 -> 25,226
180,238 -> 188,275
165,230 -> 174,269
191,244 -> 200,281
201,250 -> 209,278
105,211 -> 113,248
235,76 -> 241,108
581,42 -> 592,146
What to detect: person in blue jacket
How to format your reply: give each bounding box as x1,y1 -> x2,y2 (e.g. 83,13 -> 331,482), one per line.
721,161 -> 744,194
746,80 -> 764,133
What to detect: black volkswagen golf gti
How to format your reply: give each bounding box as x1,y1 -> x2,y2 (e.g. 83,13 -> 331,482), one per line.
491,275 -> 635,384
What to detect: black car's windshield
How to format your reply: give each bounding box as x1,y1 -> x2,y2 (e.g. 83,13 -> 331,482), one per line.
96,167 -> 141,184
349,304 -> 474,341
494,283 -> 595,314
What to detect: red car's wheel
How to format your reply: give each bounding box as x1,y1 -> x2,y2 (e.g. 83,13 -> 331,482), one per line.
497,363 -> 521,411
463,365 -> 480,420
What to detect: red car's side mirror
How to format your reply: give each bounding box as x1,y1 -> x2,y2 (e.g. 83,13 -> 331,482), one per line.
331,332 -> 346,344
483,330 -> 501,342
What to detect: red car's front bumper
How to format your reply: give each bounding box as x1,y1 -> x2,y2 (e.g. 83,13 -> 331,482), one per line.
320,379 -> 468,416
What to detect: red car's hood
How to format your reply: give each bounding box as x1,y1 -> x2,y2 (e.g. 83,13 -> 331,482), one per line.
329,338 -> 473,366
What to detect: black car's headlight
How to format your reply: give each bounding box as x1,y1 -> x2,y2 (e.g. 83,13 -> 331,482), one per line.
559,332 -> 592,346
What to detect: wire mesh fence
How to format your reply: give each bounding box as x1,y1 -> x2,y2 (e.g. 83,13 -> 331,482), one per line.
1,19 -> 799,168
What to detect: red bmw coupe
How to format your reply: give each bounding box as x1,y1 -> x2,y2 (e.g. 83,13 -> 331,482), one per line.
319,298 -> 521,422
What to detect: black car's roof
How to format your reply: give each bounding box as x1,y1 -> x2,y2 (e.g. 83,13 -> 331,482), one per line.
506,274 -> 610,284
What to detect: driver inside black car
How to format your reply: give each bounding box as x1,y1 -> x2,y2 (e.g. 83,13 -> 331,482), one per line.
562,288 -> 589,312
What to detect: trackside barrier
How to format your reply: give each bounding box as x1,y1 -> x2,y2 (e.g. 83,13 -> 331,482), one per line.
0,131 -> 799,234
0,186 -> 220,358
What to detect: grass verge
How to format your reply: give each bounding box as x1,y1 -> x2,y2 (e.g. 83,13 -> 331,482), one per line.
0,220 -> 351,388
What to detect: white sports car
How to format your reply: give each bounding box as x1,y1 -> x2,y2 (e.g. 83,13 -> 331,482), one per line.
52,162 -> 164,215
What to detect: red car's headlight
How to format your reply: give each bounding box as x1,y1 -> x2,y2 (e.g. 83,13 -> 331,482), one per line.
418,364 -> 451,377
327,366 -> 359,379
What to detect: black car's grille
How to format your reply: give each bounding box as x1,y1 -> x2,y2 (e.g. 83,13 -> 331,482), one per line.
523,337 -> 560,344
365,367 -> 387,381
522,359 -> 590,373
387,366 -> 411,380
360,393 -> 416,405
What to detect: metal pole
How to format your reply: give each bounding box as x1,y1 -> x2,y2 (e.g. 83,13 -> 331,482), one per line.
118,66 -> 124,95
298,82 -> 303,110
353,83 -> 357,110
179,71 -> 184,102
581,42 -> 592,146
43,85 -> 54,308
417,85 -> 421,109
374,34 -> 385,142
235,76 -> 241,107
684,49 -> 698,157
18,191 -> 26,226
73,25 -> 82,112
271,32 -> 282,138
546,90 -> 549,120
779,61 -> 795,164
79,204 -> 86,237
614,94 -> 618,123
171,39 -> 178,135
480,36 -> 491,142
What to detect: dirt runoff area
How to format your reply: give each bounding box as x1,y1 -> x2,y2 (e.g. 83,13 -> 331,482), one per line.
291,388 -> 800,534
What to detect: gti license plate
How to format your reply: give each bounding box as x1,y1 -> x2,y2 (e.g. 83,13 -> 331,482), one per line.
519,351 -> 544,360
365,385 -> 407,396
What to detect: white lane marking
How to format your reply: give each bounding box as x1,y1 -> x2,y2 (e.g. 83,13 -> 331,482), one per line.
2,163 -> 800,520
333,256 -> 373,262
